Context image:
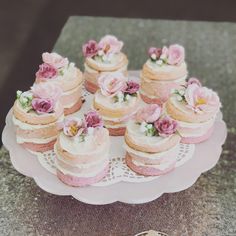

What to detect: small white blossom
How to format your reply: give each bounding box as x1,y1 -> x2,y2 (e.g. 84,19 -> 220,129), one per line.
151,53 -> 157,60
160,53 -> 167,60
117,91 -> 124,103
140,122 -> 147,133
147,124 -> 153,129
98,50 -> 104,56
178,89 -> 185,96
156,60 -> 163,66
125,94 -> 131,101
176,95 -> 183,102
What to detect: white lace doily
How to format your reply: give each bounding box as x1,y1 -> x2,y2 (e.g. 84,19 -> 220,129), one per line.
34,72 -> 195,187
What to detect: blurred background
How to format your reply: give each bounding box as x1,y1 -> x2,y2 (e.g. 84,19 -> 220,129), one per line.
1,0 -> 236,144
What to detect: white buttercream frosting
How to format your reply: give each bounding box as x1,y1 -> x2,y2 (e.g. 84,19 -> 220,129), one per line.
126,121 -> 172,147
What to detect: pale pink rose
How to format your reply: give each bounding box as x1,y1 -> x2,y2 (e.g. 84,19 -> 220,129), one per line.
82,40 -> 98,58
63,117 -> 87,137
148,47 -> 162,59
32,98 -> 54,114
154,116 -> 178,137
35,63 -> 57,80
98,35 -> 123,54
98,72 -> 127,97
167,44 -> 185,65
42,52 -> 69,69
31,83 -> 63,102
85,110 -> 103,128
184,84 -> 221,113
136,104 -> 162,123
187,77 -> 202,87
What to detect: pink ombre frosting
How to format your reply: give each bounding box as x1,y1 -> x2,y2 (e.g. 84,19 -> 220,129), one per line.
184,83 -> 221,113
136,104 -> 162,123
98,72 -> 127,97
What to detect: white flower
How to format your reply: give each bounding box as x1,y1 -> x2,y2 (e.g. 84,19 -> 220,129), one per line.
160,53 -> 167,60
140,122 -> 147,133
151,53 -> 157,60
125,94 -> 131,101
98,50 -> 104,56
117,91 -> 124,103
156,60 -> 163,66
176,95 -> 183,102
178,89 -> 185,96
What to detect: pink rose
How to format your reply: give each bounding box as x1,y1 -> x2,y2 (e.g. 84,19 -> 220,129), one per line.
148,47 -> 162,59
136,104 -> 162,123
35,63 -> 57,80
184,84 -> 221,113
98,72 -> 127,97
32,98 -> 54,114
154,116 -> 178,137
42,52 -> 69,69
31,83 -> 63,102
98,35 -> 123,54
167,44 -> 185,65
82,40 -> 98,58
122,81 -> 140,94
63,117 -> 87,137
85,110 -> 103,128
187,77 -> 202,87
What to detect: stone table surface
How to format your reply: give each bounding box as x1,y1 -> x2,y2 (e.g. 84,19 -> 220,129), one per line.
1,16 -> 236,236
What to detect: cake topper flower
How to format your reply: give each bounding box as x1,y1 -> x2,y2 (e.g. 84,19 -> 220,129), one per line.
135,105 -> 178,137
42,52 -> 69,69
63,117 -> 87,137
36,52 -> 69,81
148,44 -> 185,66
173,77 -> 221,113
16,83 -> 62,114
154,116 -> 178,137
85,110 -> 104,128
82,35 -> 123,62
63,111 -> 104,141
98,72 -> 139,103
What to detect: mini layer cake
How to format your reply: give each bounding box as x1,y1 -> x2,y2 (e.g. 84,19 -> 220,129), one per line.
93,72 -> 141,136
165,78 -> 221,144
140,44 -> 188,105
35,52 -> 84,115
83,35 -> 128,93
55,111 -> 110,187
124,104 -> 180,176
12,83 -> 64,152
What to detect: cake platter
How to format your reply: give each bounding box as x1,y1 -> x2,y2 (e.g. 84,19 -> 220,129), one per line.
1,71 -> 227,205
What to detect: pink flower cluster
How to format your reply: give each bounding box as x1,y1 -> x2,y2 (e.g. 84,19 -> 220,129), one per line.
98,72 -> 139,98
63,111 -> 103,137
148,44 -> 185,66
36,52 -> 69,81
184,79 -> 221,113
31,83 -> 62,114
82,35 -> 123,58
136,104 -> 178,137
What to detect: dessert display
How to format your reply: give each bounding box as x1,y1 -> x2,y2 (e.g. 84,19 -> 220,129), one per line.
12,83 -> 64,152
83,35 -> 129,93
54,111 -> 110,187
35,52 -> 84,115
93,72 -> 141,136
140,44 -> 188,105
165,78 -> 221,143
124,104 -> 181,176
